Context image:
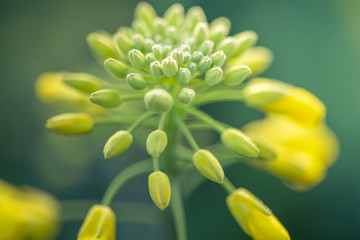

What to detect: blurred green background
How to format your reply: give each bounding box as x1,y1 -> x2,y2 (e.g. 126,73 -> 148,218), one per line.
1,0 -> 359,239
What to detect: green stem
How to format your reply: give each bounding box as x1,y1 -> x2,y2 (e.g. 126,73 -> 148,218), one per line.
127,112 -> 157,133
174,113 -> 200,152
101,160 -> 153,206
152,156 -> 160,171
158,112 -> 168,130
171,178 -> 188,240
221,177 -> 236,194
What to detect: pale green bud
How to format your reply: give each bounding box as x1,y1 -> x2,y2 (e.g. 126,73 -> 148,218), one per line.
191,51 -> 203,63
146,53 -> 156,65
143,38 -> 155,53
177,67 -> 191,85
210,17 -> 231,32
216,37 -> 238,58
221,128 -> 259,158
154,18 -> 167,35
193,22 -> 209,43
232,47 -> 273,76
210,25 -> 229,44
224,65 -> 252,86
63,73 -> 102,94
148,171 -> 171,211
144,89 -> 173,112
187,62 -> 197,75
104,58 -> 128,79
152,44 -> 163,60
134,2 -> 157,26
128,49 -> 146,69
198,56 -> 212,73
150,61 -> 163,78
180,44 -> 191,52
249,136 -> 277,161
163,45 -> 173,56
161,57 -> 178,77
90,89 -> 122,108
103,130 -> 133,159
46,113 -> 93,135
164,3 -> 185,27
146,130 -> 168,157
132,19 -> 150,36
126,73 -> 147,90
177,88 -> 196,104
86,32 -> 117,60
185,6 -> 207,30
182,52 -> 192,65
205,67 -> 223,86
171,49 -> 184,65
199,40 -> 214,56
233,31 -> 258,57
117,26 -> 134,37
165,26 -> 177,40
132,33 -> 145,51
192,150 -> 224,183
153,34 -> 163,43
211,51 -> 227,67
114,32 -> 133,54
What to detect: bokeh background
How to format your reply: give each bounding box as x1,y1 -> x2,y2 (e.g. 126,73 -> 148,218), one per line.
1,0 -> 359,239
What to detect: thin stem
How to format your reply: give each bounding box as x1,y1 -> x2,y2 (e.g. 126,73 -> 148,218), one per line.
152,156 -> 160,171
127,112 -> 157,133
101,159 -> 153,206
174,113 -> 200,152
171,178 -> 188,240
158,112 -> 168,130
177,105 -> 226,133
222,176 -> 236,194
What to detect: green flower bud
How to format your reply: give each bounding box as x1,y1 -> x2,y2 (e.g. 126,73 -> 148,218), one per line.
165,26 -> 177,40
210,25 -> 229,44
161,57 -> 178,77
134,2 -> 157,27
145,53 -> 156,66
117,26 -> 134,37
171,49 -> 184,65
163,45 -> 173,56
216,37 -> 238,58
128,49 -> 146,69
192,150 -> 224,183
224,65 -> 252,86
205,67 -> 223,86
90,89 -> 122,108
221,128 -> 259,158
164,3 -> 185,27
132,19 -> 150,36
232,47 -> 273,76
177,88 -> 196,104
132,33 -> 145,51
86,32 -> 117,60
144,89 -> 173,112
46,113 -> 93,135
191,51 -> 203,63
177,67 -> 191,85
210,17 -> 231,32
63,73 -> 102,94
152,44 -> 163,60
233,31 -> 258,57
193,22 -> 209,43
211,50 -> 227,67
187,62 -> 197,75
154,18 -> 167,35
148,171 -> 171,211
126,73 -> 147,90
180,44 -> 191,52
199,40 -> 214,56
248,136 -> 277,161
114,32 -> 133,54
103,130 -> 133,159
185,6 -> 207,30
198,56 -> 212,73
182,52 -> 192,65
143,38 -> 155,53
104,58 -> 128,79
150,61 -> 163,78
146,130 -> 168,157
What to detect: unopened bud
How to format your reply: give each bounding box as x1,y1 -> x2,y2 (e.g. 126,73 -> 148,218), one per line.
210,17 -> 231,32
199,40 -> 214,56
103,130 -> 133,159
86,32 -> 117,60
126,73 -> 147,90
150,61 -> 164,78
192,150 -> 224,183
177,67 -> 191,85
221,128 -> 259,158
193,22 -> 209,43
148,171 -> 171,211
104,58 -> 128,79
232,47 -> 273,76
143,38 -> 155,53
144,89 -> 173,112
46,113 -> 93,135
177,88 -> 196,104
182,52 -> 192,65
165,26 -> 177,40
115,32 -> 133,54
90,89 -> 122,108
146,130 -> 167,157
146,53 -> 156,65
152,44 -> 163,60
132,19 -> 150,36
134,2 -> 157,27
224,65 -> 251,86
209,17 -> 231,43
233,31 -> 258,57
205,67 -> 223,86
211,50 -> 227,67
180,44 -> 191,52
164,3 -> 185,27
154,18 -> 167,35
171,49 -> 184,65
187,62 -> 196,75
128,49 -> 146,69
132,33 -> 145,51
161,57 -> 178,77
191,51 -> 203,63
216,37 -> 238,58
198,56 -> 212,73
63,73 -> 102,94
185,6 -> 207,30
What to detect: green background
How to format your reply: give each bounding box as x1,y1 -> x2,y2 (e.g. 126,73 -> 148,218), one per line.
1,0 -> 359,239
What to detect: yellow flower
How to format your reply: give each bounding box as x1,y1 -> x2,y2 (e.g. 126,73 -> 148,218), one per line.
78,204 -> 116,240
243,115 -> 339,190
0,179 -> 60,240
227,188 -> 290,240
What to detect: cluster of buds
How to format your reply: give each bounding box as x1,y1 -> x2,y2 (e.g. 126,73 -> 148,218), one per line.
36,2 -> 339,240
